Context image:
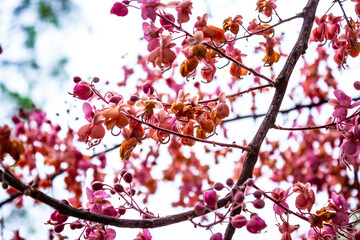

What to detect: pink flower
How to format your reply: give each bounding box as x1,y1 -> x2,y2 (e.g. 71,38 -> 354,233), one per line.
176,1 -> 192,24
340,140 -> 358,157
147,35 -> 176,69
293,182 -> 315,212
86,227 -> 116,240
210,233 -> 223,240
329,89 -> 360,122
246,214 -> 267,233
310,15 -> 327,42
271,187 -> 290,215
308,226 -> 335,240
138,0 -> 161,22
86,187 -> 112,214
110,2 -> 128,17
278,222 -> 299,240
72,81 -> 93,100
203,190 -> 218,208
135,229 -> 152,240
142,22 -> 162,52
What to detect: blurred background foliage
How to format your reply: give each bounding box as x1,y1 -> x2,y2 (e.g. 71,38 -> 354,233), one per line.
0,0 -> 77,116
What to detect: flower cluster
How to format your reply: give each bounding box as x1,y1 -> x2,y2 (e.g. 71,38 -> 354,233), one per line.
47,171 -> 153,240
310,13 -> 360,67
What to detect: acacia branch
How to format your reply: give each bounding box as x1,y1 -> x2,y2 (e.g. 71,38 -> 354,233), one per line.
221,95 -> 360,124
224,0 -> 320,239
0,167 -> 233,228
125,114 -> 252,152
199,84 -> 272,104
236,14 -> 302,40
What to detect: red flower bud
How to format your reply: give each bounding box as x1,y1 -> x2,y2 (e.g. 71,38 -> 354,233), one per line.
203,190 -> 218,208
73,81 -> 93,100
231,215 -> 247,228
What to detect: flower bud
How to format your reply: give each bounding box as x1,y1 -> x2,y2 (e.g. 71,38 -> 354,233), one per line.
210,233 -> 223,240
54,224 -> 65,233
244,178 -> 254,186
231,215 -> 247,228
73,81 -> 93,100
203,190 -> 218,208
253,198 -> 265,209
142,81 -> 154,95
110,2 -> 129,17
118,207 -> 126,216
73,76 -> 82,83
226,178 -> 234,187
194,202 -> 206,215
234,191 -> 245,204
123,172 -> 133,184
213,182 -> 224,191
114,183 -> 125,193
253,190 -> 262,199
109,95 -> 123,105
91,181 -> 104,191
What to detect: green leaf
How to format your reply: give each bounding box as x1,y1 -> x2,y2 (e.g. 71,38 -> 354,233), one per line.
38,1 -> 59,27
22,26 -> 36,49
0,82 -> 33,109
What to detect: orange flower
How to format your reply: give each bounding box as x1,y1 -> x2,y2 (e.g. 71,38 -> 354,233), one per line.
147,35 -> 176,69
202,25 -> 226,43
223,15 -> 243,35
0,125 -> 24,162
180,57 -> 199,77
101,108 -> 129,130
260,38 -> 280,66
256,0 -> 277,17
119,137 -> 137,161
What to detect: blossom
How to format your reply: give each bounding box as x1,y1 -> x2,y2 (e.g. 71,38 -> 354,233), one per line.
86,187 -> 112,214
310,15 -> 327,42
134,229 -> 152,240
271,187 -> 290,215
246,214 -> 267,233
293,182 -> 315,211
329,89 -> 360,122
86,227 -> 116,240
147,35 -> 176,69
72,81 -> 93,100
110,2 -> 128,17
256,0 -> 277,17
203,190 -> 218,208
176,0 -> 192,24
138,0 -> 162,22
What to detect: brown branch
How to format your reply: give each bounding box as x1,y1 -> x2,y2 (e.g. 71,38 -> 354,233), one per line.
0,193 -> 22,208
236,14 -> 303,40
199,84 -> 272,104
0,169 -> 64,208
224,0 -> 320,239
336,0 -> 353,30
221,95 -> 360,124
0,167 -> 234,229
273,110 -> 360,131
125,114 -> 252,152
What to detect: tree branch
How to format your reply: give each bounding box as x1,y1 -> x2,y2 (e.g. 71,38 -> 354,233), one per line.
224,0 -> 320,239
0,167 -> 234,228
125,114 -> 252,152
